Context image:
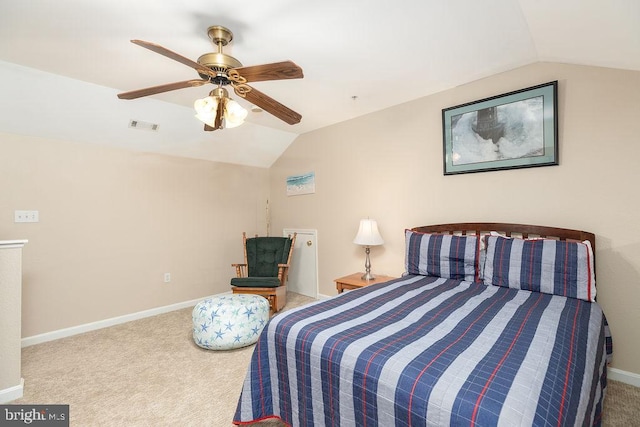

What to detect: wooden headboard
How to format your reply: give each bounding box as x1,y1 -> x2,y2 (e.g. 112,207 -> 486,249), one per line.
411,222 -> 596,264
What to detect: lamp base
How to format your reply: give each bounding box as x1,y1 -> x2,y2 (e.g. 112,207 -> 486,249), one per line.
361,271 -> 376,281
361,246 -> 376,281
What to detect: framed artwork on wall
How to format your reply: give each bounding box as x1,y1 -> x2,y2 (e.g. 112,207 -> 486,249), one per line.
442,81 -> 558,175
286,172 -> 315,196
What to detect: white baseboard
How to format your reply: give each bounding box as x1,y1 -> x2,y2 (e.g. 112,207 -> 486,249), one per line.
21,292 -> 231,348
0,378 -> 24,403
608,367 -> 640,388
317,293 -> 333,300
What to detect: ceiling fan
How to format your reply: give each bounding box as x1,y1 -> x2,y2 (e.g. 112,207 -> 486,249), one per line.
117,25 -> 303,131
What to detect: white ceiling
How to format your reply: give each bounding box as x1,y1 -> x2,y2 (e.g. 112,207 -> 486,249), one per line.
0,0 -> 638,167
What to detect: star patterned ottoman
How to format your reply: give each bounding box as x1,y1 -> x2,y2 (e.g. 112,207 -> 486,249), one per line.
192,294 -> 270,350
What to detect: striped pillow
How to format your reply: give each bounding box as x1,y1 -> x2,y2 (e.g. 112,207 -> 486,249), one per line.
483,235 -> 596,302
405,230 -> 479,282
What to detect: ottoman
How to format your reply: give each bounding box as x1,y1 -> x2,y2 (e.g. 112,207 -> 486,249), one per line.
192,294 -> 270,350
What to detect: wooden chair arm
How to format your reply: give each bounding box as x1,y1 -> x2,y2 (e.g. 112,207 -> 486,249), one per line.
232,263 -> 248,277
277,264 -> 291,283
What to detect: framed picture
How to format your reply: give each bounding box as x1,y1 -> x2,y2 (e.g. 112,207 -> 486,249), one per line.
286,172 -> 315,196
442,81 -> 558,175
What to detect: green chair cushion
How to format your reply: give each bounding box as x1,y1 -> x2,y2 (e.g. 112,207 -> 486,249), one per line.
231,277 -> 282,288
245,237 -> 292,278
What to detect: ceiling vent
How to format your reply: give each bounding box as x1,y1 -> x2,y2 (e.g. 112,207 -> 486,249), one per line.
128,120 -> 159,131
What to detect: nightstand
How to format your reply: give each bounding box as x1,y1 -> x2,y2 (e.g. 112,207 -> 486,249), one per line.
334,272 -> 397,293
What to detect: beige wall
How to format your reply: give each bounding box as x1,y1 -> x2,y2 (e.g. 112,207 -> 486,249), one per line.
269,62 -> 640,375
0,133 -> 269,337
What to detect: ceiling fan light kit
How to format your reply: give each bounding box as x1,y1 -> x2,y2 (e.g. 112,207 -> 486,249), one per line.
117,25 -> 303,132
194,87 -> 248,130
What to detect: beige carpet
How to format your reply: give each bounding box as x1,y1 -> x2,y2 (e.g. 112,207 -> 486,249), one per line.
13,292 -> 640,426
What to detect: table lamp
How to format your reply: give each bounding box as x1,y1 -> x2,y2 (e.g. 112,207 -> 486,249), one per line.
353,218 -> 384,280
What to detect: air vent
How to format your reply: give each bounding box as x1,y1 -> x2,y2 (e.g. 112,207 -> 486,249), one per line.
129,120 -> 159,131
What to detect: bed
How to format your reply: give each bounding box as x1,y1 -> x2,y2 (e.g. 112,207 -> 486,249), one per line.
233,223 -> 612,426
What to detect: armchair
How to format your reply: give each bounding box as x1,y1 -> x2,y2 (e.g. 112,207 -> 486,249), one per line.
231,232 -> 296,314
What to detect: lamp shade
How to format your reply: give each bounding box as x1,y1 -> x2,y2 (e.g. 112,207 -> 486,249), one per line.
194,96 -> 218,124
353,219 -> 384,246
224,99 -> 248,128
194,89 -> 247,129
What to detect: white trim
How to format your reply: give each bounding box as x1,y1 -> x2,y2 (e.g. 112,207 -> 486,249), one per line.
608,367 -> 640,387
317,293 -> 333,300
0,239 -> 27,249
21,292 -> 231,348
0,378 -> 24,403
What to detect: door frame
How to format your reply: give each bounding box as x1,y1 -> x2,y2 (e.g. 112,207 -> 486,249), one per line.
283,228 -> 318,299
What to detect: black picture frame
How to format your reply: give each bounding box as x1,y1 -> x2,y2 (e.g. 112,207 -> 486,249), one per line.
442,81 -> 558,175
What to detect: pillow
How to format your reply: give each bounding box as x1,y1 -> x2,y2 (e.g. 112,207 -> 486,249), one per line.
478,231 -> 506,279
405,230 -> 479,282
483,235 -> 596,302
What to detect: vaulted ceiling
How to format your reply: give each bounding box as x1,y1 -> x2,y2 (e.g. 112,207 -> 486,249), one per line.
1,0 -> 638,167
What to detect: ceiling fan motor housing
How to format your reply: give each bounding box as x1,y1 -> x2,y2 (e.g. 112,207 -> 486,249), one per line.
197,52 -> 242,84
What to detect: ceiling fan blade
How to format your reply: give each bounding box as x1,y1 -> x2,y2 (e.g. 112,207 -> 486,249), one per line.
214,98 -> 224,129
130,40 -> 217,79
118,79 -> 208,100
203,99 -> 224,131
232,61 -> 303,83
237,85 -> 302,125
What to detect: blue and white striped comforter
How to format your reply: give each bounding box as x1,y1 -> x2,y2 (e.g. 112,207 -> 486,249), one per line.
234,275 -> 610,426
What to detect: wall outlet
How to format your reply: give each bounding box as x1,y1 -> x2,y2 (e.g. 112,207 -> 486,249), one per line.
15,210 -> 39,223
164,273 -> 171,283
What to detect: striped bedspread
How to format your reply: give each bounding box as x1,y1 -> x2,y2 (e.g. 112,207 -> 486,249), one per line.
234,275 -> 610,426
